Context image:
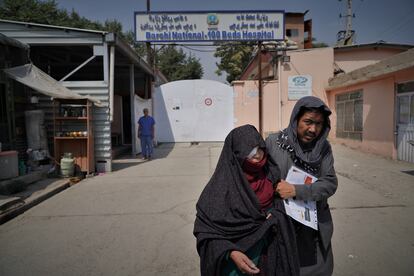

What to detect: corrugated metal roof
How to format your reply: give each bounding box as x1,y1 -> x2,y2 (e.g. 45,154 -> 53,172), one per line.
0,19 -> 157,77
327,48 -> 414,90
0,19 -> 107,35
0,33 -> 29,49
334,42 -> 414,51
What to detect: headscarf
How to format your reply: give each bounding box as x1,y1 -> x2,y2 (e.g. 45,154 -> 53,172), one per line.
275,97 -> 333,267
194,125 -> 299,276
243,155 -> 275,210
276,96 -> 332,174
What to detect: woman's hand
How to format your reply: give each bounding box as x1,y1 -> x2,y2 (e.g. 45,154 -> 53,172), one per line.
229,250 -> 260,274
275,180 -> 296,199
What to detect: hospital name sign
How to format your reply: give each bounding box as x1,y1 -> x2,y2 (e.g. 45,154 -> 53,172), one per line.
134,11 -> 284,42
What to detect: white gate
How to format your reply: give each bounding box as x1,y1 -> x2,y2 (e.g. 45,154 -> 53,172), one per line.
396,89 -> 414,163
154,80 -> 234,142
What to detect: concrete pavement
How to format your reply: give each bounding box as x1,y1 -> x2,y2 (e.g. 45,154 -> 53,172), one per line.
330,145 -> 414,276
0,143 -> 222,276
0,142 -> 413,275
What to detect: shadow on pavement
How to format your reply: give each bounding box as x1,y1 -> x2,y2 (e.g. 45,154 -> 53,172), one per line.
153,142 -> 175,159
401,170 -> 414,176
112,143 -> 175,172
111,160 -> 144,172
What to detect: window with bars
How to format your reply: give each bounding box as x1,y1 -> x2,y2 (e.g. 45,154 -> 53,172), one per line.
397,81 -> 414,125
336,90 -> 363,140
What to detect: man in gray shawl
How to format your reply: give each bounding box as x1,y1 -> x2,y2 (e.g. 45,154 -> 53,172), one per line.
266,96 -> 338,275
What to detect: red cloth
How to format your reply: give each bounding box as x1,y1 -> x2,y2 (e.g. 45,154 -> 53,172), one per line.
242,156 -> 274,211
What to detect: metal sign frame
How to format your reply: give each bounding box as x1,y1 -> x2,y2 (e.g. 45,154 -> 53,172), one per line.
134,10 -> 285,43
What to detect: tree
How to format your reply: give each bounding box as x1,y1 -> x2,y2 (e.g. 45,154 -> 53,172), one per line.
155,45 -> 203,81
311,37 -> 329,48
214,42 -> 255,83
182,54 -> 204,80
123,30 -> 147,58
0,0 -> 103,30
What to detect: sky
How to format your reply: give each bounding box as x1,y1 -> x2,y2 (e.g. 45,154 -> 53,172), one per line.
57,0 -> 414,83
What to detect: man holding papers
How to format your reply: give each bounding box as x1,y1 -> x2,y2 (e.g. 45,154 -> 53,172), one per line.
266,96 -> 338,276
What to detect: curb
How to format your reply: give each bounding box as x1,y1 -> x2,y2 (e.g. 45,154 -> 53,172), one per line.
0,180 -> 70,225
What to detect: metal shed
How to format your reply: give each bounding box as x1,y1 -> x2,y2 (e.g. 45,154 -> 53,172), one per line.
0,19 -> 165,172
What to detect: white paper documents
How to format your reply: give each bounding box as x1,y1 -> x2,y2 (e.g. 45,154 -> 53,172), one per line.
283,166 -> 318,230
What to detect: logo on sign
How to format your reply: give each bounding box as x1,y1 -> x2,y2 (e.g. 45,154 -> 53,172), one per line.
292,76 -> 308,86
207,14 -> 219,26
205,98 -> 213,106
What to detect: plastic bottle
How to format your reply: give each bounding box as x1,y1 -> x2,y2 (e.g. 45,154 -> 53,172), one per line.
18,160 -> 26,176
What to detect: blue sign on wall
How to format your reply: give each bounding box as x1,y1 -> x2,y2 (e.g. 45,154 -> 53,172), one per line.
135,10 -> 285,42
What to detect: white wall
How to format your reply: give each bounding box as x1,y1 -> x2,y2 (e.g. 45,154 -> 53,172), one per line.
154,80 -> 234,142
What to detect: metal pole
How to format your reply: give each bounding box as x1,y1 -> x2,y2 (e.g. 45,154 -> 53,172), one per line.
278,54 -> 282,130
146,0 -> 152,100
146,0 -> 152,67
346,0 -> 353,36
258,41 -> 263,136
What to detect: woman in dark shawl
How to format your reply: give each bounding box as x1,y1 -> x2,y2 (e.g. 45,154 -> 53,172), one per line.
194,125 -> 300,276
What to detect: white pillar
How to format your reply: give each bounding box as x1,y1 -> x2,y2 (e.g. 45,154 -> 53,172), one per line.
109,45 -> 115,122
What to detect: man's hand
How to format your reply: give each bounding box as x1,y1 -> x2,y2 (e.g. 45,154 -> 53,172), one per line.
275,180 -> 296,199
229,250 -> 260,274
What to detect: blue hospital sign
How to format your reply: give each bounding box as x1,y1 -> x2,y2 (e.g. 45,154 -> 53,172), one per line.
207,14 -> 219,26
135,11 -> 284,42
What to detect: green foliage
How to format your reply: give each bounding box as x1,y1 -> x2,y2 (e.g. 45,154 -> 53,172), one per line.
0,0 -> 103,30
0,0 -> 146,53
123,30 -> 147,58
214,42 -> 255,83
103,19 -> 123,34
184,54 -> 204,80
0,0 -> 145,53
155,45 -> 203,81
311,37 -> 329,48
214,38 -> 330,82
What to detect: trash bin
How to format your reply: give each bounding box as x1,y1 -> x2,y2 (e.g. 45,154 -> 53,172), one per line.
0,151 -> 18,180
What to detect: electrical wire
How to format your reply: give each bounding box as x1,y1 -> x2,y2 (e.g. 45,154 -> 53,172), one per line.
151,42 -> 253,53
373,7 -> 414,40
288,60 -> 321,97
353,0 -> 365,14
180,45 -> 217,52
151,42 -> 251,47
385,17 -> 414,41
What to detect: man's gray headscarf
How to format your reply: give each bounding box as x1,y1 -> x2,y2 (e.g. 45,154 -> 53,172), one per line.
277,96 -> 332,175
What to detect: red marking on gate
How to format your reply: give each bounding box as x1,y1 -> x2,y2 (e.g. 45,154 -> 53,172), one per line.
205,98 -> 212,106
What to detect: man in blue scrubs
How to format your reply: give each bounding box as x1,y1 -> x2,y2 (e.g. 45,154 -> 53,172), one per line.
138,108 -> 155,160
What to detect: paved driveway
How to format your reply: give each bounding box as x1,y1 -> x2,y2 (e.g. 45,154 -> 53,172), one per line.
0,142 -> 413,275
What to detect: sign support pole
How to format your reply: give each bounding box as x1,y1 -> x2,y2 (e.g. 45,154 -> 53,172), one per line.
258,41 -> 263,136
278,53 -> 282,130
146,0 -> 152,100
